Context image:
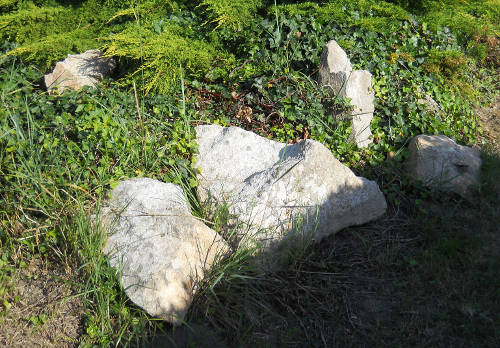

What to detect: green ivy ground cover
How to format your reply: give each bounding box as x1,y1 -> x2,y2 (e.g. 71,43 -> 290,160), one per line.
0,0 -> 499,346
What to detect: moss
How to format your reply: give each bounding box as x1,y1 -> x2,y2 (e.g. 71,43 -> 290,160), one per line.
423,49 -> 467,78
421,48 -> 480,99
388,51 -> 415,64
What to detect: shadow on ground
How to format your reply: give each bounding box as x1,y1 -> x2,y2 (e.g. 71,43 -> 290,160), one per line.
137,147 -> 500,347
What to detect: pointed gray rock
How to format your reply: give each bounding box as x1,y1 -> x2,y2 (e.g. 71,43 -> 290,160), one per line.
318,40 -> 375,147
318,40 -> 352,94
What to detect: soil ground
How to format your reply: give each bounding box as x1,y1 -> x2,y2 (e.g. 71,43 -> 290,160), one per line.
477,95 -> 500,149
0,258 -> 84,347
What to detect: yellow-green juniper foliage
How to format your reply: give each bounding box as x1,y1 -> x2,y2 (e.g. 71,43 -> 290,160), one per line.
0,0 -> 249,92
199,0 -> 262,29
101,24 -> 221,94
1,0 -> 498,93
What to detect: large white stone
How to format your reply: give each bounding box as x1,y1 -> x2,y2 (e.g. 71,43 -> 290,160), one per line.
100,178 -> 228,325
44,49 -> 115,94
195,125 -> 387,251
318,40 -> 375,148
195,125 -> 284,204
407,135 -> 481,197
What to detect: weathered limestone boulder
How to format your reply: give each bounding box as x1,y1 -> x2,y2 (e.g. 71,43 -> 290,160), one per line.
407,135 -> 481,197
100,178 -> 228,325
195,125 -> 387,251
44,49 -> 115,94
318,40 -> 375,148
195,125 -> 284,204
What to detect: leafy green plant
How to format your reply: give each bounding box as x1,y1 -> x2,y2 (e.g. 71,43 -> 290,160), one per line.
199,0 -> 262,29
0,251 -> 16,316
276,0 -> 410,32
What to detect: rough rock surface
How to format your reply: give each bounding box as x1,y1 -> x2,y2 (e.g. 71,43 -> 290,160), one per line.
318,40 -> 375,147
317,40 -> 352,93
407,135 -> 481,197
100,178 -> 228,325
195,125 -> 387,251
345,70 -> 375,148
195,125 -> 284,204
417,93 -> 441,113
44,49 -> 115,94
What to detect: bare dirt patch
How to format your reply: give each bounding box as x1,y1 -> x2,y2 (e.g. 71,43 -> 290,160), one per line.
476,94 -> 500,148
0,258 -> 84,347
